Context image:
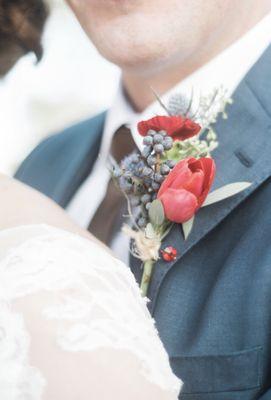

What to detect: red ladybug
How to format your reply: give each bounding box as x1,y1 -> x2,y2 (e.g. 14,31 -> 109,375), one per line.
161,246 -> 178,262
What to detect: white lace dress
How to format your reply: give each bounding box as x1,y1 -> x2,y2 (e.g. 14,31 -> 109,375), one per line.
0,224 -> 181,399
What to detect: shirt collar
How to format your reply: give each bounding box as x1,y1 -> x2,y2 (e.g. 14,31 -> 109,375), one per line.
103,12 -> 271,154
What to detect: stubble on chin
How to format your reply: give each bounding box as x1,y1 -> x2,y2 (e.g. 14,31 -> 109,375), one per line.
89,12 -> 193,76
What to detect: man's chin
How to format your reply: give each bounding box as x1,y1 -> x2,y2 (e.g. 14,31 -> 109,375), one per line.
96,43 -> 172,77
68,0 -> 144,22
88,21 -> 181,77
76,0 -> 143,12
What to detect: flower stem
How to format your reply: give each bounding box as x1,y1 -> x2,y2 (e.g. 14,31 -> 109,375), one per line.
156,154 -> 161,173
140,259 -> 155,297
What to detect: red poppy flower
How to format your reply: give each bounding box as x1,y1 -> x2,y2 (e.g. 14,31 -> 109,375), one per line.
137,115 -> 201,141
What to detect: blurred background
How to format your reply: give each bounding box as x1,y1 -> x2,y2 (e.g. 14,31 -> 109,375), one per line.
0,0 -> 120,175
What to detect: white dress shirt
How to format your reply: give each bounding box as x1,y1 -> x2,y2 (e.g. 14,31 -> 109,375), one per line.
67,13 -> 271,263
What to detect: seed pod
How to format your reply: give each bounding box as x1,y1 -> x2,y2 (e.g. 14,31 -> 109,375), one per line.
153,134 -> 164,144
160,163 -> 170,175
124,170 -> 132,179
143,177 -> 152,187
130,153 -> 140,163
154,144 -> 164,154
152,181 -> 160,191
142,167 -> 153,177
131,197 -> 141,207
163,136 -> 173,142
154,173 -> 164,183
147,155 -> 156,166
166,160 -> 176,169
143,136 -> 153,146
142,146 -> 152,158
163,137 -> 173,150
119,176 -> 132,193
141,194 -> 151,204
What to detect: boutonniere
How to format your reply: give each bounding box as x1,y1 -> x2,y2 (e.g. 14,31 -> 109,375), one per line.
112,88 -> 252,297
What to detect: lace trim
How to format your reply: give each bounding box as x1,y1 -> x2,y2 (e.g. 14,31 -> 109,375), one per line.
0,305 -> 45,399
0,225 -> 181,398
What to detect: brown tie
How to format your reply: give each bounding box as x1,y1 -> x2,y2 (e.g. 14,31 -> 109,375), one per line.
88,126 -> 136,245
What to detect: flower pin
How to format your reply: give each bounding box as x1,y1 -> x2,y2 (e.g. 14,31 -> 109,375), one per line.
112,89 -> 251,297
161,246 -> 178,262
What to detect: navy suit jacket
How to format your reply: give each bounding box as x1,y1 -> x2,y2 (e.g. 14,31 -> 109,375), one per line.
16,46 -> 271,399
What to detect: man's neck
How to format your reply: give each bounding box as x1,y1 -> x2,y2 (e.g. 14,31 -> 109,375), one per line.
122,12 -> 270,112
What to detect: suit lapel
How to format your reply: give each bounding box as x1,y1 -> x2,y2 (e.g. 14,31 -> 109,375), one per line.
130,45 -> 271,312
53,113 -> 106,207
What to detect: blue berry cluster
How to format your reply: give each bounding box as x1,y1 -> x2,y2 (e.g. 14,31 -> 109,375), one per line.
113,129 -> 175,228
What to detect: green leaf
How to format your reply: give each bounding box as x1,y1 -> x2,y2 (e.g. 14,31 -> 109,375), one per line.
145,223 -> 156,239
162,141 -> 183,162
182,217 -> 194,240
149,199 -> 165,227
202,182 -> 252,207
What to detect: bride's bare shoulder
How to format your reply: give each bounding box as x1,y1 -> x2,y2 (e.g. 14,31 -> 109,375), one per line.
0,173 -> 108,249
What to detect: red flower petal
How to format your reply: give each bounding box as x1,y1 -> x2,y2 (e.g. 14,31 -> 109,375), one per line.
158,157 -> 216,223
158,158 -> 193,197
137,116 -> 201,141
182,170 -> 205,198
159,188 -> 198,223
196,158 -> 216,207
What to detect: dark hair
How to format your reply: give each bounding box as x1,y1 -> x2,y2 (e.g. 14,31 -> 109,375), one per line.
0,0 -> 48,75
